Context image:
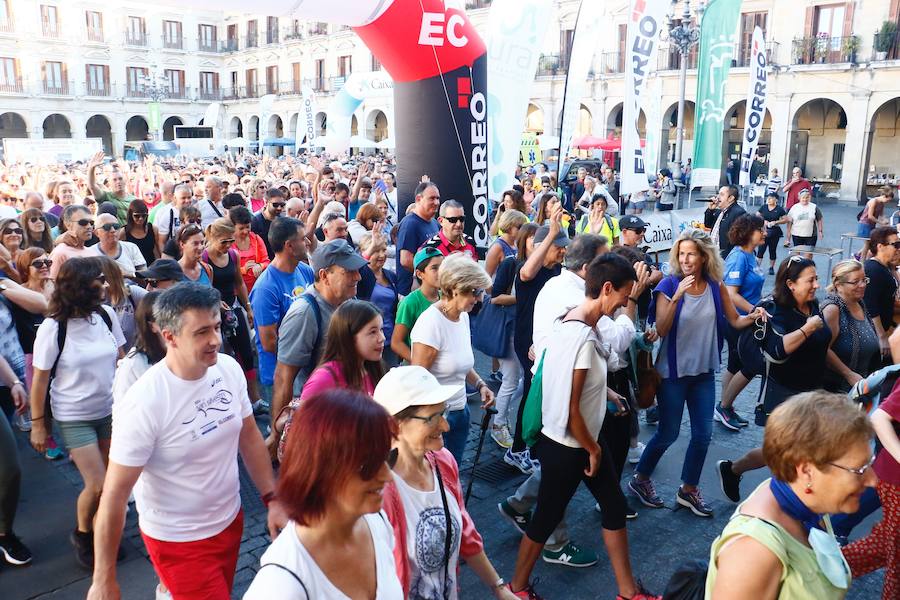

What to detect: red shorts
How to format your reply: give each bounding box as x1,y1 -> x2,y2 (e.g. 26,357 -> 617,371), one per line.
141,510 -> 244,600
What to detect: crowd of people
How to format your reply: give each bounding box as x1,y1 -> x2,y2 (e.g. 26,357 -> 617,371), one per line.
0,150 -> 895,600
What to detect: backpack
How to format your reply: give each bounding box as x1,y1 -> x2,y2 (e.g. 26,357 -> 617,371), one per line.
662,559 -> 708,600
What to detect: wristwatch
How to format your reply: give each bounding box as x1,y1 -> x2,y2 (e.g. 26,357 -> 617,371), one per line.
0,281 -> 8,293
493,577 -> 505,589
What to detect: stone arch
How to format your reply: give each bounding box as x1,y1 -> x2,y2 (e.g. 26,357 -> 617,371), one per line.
575,104 -> 592,137
0,112 -> 28,139
125,115 -> 149,142
228,116 -> 243,139
162,116 -> 184,141
314,111 -> 327,137
288,112 -> 299,142
525,103 -> 545,133
86,114 -> 113,154
365,109 -> 387,142
864,98 -> 900,199
788,98 -> 848,181
42,113 -> 71,139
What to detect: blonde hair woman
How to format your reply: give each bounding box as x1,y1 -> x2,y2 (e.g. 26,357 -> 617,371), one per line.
357,232 -> 399,366
630,229 -> 764,517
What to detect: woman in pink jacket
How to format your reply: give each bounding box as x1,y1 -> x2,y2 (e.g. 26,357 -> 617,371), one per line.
373,366 -> 518,600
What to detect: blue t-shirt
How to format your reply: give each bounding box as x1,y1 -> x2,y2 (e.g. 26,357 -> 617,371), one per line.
723,248 -> 765,313
395,213 -> 439,295
249,262 -> 315,385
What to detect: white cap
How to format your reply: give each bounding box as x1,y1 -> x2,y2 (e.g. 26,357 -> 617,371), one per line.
373,366 -> 461,416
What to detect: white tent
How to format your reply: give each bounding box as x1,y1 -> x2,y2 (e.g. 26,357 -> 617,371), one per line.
375,137 -> 395,149
226,137 -> 248,148
349,135 -> 377,148
537,134 -> 560,149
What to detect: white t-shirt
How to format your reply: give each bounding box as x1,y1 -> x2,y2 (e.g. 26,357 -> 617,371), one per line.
199,198 -> 226,228
89,241 -> 147,277
244,512 -> 403,600
392,470 -> 462,600
410,306 -> 473,411
788,202 -> 818,238
109,354 -> 252,542
32,305 -> 125,421
155,206 -> 180,241
112,350 -> 154,405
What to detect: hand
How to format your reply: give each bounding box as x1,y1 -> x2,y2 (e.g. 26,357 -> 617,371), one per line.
30,421 -> 48,454
783,240 -> 791,248
804,315 -> 824,332
881,336 -> 891,357
548,205 -> 563,237
246,307 -> 254,329
357,162 -> 370,177
585,446 -> 601,477
748,306 -> 768,323
607,388 -> 627,415
266,499 -> 290,539
845,371 -> 863,386
643,328 -> 659,343
479,385 -> 495,409
56,230 -> 81,248
631,261 -> 650,297
87,580 -> 121,600
88,151 -> 105,170
11,383 -> 26,413
673,275 -> 695,301
527,345 -> 536,362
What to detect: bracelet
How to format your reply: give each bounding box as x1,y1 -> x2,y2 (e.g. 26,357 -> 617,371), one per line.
30,414 -> 43,421
261,491 -> 276,508
628,296 -> 639,304
800,328 -> 809,340
475,380 -> 486,391
9,380 -> 22,388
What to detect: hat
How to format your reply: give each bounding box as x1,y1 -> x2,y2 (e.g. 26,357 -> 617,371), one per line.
135,259 -> 186,282
414,246 -> 443,270
309,239 -> 367,273
533,225 -> 569,247
619,215 -> 648,231
373,366 -> 462,416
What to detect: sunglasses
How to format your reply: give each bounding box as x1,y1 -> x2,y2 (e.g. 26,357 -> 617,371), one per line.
221,238 -> 236,245
29,217 -> 44,224
132,213 -> 148,219
187,219 -> 203,225
3,228 -> 22,235
145,278 -> 170,288
179,224 -> 203,240
891,241 -> 900,249
77,219 -> 94,227
99,223 -> 122,232
271,202 -> 286,209
443,216 -> 465,224
31,259 -> 52,269
469,287 -> 485,297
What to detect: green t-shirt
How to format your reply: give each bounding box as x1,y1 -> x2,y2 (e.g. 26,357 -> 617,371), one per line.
395,289 -> 436,348
98,191 -> 136,225
148,201 -> 167,224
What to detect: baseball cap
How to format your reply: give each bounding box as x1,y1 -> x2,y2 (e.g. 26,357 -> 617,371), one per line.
533,225 -> 570,247
135,259 -> 186,282
414,246 -> 443,270
373,366 -> 462,416
309,239 -> 367,273
619,215 -> 648,231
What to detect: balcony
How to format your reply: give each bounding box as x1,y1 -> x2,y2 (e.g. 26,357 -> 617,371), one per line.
791,35 -> 858,65
278,80 -> 303,96
125,31 -> 148,47
872,31 -> 900,61
166,86 -> 189,100
42,81 -> 71,95
658,49 -> 699,71
0,78 -> 24,94
734,41 -> 780,68
197,38 -> 219,53
162,35 -> 185,50
264,29 -> 279,45
308,22 -> 328,36
86,27 -> 104,43
42,21 -> 61,39
245,34 -> 259,49
126,87 -> 149,99
198,88 -> 222,101
223,38 -> 239,52
536,53 -> 562,77
597,52 -> 624,75
283,25 -> 303,42
85,83 -> 111,97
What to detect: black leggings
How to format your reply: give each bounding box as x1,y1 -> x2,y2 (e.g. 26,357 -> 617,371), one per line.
224,307 -> 255,371
511,343 -> 534,453
0,391 -> 21,535
756,235 -> 779,261
604,370 -> 634,480
526,434 -> 627,543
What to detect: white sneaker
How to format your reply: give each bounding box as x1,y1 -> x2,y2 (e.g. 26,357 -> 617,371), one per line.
155,584 -> 172,600
14,413 -> 31,433
490,424 -> 513,449
628,441 -> 646,465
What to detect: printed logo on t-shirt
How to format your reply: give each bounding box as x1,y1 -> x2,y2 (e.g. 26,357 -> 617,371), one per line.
285,285 -> 306,300
410,507 -> 461,599
182,388 -> 235,440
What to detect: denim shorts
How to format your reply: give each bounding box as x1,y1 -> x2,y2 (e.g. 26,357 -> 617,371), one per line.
57,415 -> 112,449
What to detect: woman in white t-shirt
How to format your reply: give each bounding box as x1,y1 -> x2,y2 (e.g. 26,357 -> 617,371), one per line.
112,292 -> 164,403
28,256 -> 126,569
410,254 -> 495,465
785,188 -> 824,253
244,389 -> 402,600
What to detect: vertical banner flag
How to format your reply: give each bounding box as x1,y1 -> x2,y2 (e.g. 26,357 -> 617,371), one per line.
487,0 -> 553,203
299,85 -> 317,151
148,103 -> 161,136
258,94 -> 276,152
691,0 -> 742,189
739,26 -> 768,186
644,76 -> 663,180
620,0 -> 669,195
555,0 -> 603,185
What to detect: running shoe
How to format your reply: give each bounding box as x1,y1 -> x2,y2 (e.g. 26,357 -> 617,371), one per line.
616,581 -> 662,600
732,410 -> 749,427
676,487 -> 713,517
498,500 -> 531,534
644,406 -> 659,426
717,460 -> 742,502
45,446 -> 64,460
505,582 -> 544,599
768,267 -> 775,275
14,412 -> 31,433
70,529 -> 93,570
504,448 -> 536,474
628,474 -> 665,508
628,441 -> 645,465
714,403 -> 741,432
252,399 -> 270,416
0,532 -> 32,566
541,542 -> 598,568
491,424 -> 513,449
490,370 -> 503,383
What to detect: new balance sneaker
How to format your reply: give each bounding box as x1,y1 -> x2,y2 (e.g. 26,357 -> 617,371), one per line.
0,532 -> 32,566
714,403 -> 741,432
504,448 -> 536,474
45,446 -> 64,460
498,500 -> 531,534
541,542 -> 598,568
676,487 -> 713,517
505,582 -> 544,599
628,441 -> 646,465
628,475 -> 665,508
491,424 -> 514,449
717,460 -> 742,502
644,405 -> 659,426
616,581 -> 662,600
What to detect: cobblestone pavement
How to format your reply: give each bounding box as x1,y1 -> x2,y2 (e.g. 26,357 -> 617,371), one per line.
4,202 -> 887,599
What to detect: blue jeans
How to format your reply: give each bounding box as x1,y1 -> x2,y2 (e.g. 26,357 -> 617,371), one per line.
636,372 -> 715,487
857,221 -> 873,238
443,404 -> 471,465
831,485 -> 881,538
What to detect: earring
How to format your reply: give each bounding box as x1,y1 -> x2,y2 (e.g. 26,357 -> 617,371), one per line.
805,482 -> 813,495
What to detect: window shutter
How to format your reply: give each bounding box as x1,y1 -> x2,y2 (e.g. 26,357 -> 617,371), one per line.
804,6 -> 815,39
842,2 -> 855,37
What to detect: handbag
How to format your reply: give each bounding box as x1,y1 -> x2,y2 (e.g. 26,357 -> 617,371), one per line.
662,559 -> 708,600
471,300 -> 511,357
522,350 -> 546,448
635,348 -> 660,409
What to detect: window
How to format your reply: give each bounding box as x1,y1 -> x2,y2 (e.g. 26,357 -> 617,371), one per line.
815,4 -> 846,38
246,68 -> 257,97
43,60 -> 66,93
291,62 -> 301,92
286,19 -> 302,40
266,16 -> 278,44
0,1 -> 12,31
338,55 -> 352,77
0,57 -> 20,91
126,66 -> 148,96
617,23 -> 627,72
227,24 -> 238,51
198,24 -> 216,51
127,16 -> 146,46
371,54 -> 381,71
163,20 -> 182,49
164,69 -> 185,98
85,64 -> 109,95
738,12 -> 767,66
247,19 -> 258,48
315,58 -> 325,90
560,29 -> 574,70
85,10 -> 103,42
199,71 -> 218,99
41,5 -> 59,37
265,65 -> 278,94
831,143 -> 845,181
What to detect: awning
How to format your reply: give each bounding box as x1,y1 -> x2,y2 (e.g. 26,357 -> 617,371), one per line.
263,137 -> 296,146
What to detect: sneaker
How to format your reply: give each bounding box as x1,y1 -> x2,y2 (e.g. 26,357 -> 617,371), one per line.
676,487 -> 713,517
645,406 -> 659,426
628,475 -> 665,508
0,532 -> 32,565
14,412 -> 31,433
717,460 -> 742,502
45,446 -> 64,461
714,403 -> 741,432
616,581 -> 662,600
732,410 -> 749,427
490,369 -> 503,383
491,424 -> 514,449
541,542 -> 598,568
504,448 -> 535,475
498,500 -> 531,534
70,529 -> 93,570
628,442 -> 645,465
768,266 -> 775,275
156,584 -> 173,600
595,500 -> 638,520
252,399 -> 270,416
505,582 -> 544,599
466,383 -> 479,398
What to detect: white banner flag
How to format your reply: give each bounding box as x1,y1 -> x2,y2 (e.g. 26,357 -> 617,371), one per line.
620,0 -> 669,195
555,0 -> 603,182
739,26 -> 768,186
487,0 -> 553,202
300,86 -> 317,150
644,76 -> 662,179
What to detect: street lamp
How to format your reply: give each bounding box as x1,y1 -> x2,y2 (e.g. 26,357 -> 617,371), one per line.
138,67 -> 169,140
662,0 -> 704,184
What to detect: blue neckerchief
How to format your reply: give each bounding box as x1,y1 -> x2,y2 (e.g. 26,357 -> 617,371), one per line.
769,478 -> 824,532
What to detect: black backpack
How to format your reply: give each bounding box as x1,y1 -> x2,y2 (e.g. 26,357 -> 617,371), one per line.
663,559 -> 708,600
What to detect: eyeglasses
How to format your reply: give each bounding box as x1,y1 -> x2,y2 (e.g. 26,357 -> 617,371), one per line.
828,454 -> 876,476
99,223 -> 121,232
407,407 -> 448,427
3,228 -> 22,235
28,217 -> 44,224
95,274 -> 107,285
76,218 -> 94,227
30,259 -> 52,269
187,219 -> 203,225
891,241 -> 900,249
841,277 -> 870,287
469,288 -> 485,297
443,216 -> 465,224
145,278 -> 171,288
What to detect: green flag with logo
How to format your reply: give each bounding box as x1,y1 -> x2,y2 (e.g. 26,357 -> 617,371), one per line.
148,102 -> 161,133
690,0 -> 742,189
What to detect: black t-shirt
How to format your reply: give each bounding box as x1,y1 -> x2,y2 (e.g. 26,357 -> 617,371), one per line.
8,300 -> 43,354
512,261 -> 562,354
251,212 -> 274,259
864,258 -> 897,329
757,204 -> 787,238
766,301 -> 832,391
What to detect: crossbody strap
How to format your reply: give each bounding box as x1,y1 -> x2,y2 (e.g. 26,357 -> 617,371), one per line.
432,452 -> 452,600
259,563 -> 310,599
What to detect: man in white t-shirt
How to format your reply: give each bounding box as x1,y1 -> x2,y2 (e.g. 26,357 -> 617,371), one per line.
198,176 -> 226,228
89,213 -> 146,278
154,184 -> 193,255
88,284 -> 287,600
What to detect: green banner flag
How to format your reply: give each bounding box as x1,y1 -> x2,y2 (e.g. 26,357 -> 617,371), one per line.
147,102 -> 161,133
691,0 -> 742,189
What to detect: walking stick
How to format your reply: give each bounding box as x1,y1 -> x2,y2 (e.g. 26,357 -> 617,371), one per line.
465,406 -> 498,505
